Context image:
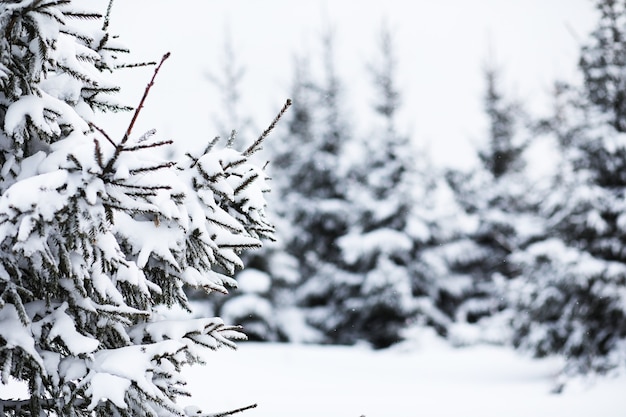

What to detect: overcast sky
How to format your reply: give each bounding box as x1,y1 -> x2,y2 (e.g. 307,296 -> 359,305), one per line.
101,0 -> 597,168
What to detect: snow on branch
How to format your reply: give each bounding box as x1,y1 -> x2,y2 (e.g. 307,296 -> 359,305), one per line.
0,1 -> 284,415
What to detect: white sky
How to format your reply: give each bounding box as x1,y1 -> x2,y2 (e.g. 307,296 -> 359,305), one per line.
100,0 -> 596,168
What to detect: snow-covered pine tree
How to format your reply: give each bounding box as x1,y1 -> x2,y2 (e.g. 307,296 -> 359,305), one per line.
0,1 -> 280,415
331,24 -> 420,348
189,31 -> 283,343
508,0 -> 626,377
479,63 -> 527,179
438,61 -> 536,342
580,0 -> 626,132
267,28 -> 355,344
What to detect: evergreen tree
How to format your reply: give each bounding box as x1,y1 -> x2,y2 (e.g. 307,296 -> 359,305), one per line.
0,1 -> 279,415
479,63 -> 527,178
330,24 -> 420,348
195,33 -> 284,343
438,61 -> 535,341
580,0 -> 626,132
508,0 -> 626,376
267,28 -> 354,344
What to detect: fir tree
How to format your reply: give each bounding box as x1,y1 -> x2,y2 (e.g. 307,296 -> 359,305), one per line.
580,0 -> 626,132
194,33 -> 283,343
479,63 -> 527,178
331,24 -> 420,348
508,0 -> 626,376
438,61 -> 535,340
0,1 -> 281,415
267,28 -> 354,344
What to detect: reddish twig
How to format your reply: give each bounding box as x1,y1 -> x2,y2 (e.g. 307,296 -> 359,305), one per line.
89,121 -> 116,147
102,52 -> 171,174
122,52 -> 171,143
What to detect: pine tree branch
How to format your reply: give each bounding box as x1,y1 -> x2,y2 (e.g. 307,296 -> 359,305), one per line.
89,122 -> 116,147
185,136 -> 220,169
122,52 -> 171,142
189,403 -> 257,417
233,171 -> 259,195
116,61 -> 158,69
243,98 -> 291,157
128,161 -> 175,174
204,136 -> 221,154
63,11 -> 102,20
109,181 -> 171,191
122,139 -> 174,152
102,0 -> 114,32
102,52 -> 171,175
94,138 -> 105,169
0,397 -> 88,415
57,63 -> 98,86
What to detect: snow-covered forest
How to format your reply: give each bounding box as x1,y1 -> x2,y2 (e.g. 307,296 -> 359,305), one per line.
1,0 -> 626,416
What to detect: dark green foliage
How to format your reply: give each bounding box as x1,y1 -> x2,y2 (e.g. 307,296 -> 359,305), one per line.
479,64 -> 527,178
328,25 -> 421,348
437,62 -> 534,338
580,0 -> 626,132
510,238 -> 626,374
508,0 -> 626,376
270,33 -> 352,277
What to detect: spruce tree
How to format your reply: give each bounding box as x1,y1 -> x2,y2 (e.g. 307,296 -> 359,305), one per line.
508,0 -> 626,376
479,63 -> 527,178
267,29 -> 354,344
195,32 -> 285,343
0,1 -> 279,415
439,61 -> 535,341
580,0 -> 626,132
331,24 -> 420,348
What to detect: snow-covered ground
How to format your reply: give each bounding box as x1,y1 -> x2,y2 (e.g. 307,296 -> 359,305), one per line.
1,329 -> 624,416
180,331 -> 626,417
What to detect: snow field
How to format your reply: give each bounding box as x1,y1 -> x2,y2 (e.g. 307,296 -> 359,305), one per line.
181,332 -> 626,417
1,326 -> 624,416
